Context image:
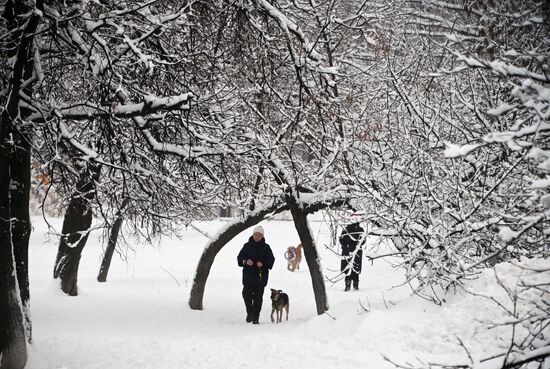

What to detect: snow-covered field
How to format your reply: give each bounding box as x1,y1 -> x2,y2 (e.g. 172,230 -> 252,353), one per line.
24,216 -> 547,369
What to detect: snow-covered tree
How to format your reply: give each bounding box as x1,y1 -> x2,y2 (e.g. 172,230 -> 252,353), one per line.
1,0 -> 43,366
1,5 -> 377,362
352,1 -> 550,366
320,0 -> 550,306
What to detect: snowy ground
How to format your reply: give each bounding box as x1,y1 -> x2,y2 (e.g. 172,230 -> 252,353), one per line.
24,216 -> 548,369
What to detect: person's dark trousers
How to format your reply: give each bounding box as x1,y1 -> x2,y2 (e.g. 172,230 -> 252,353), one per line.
345,272 -> 359,291
242,283 -> 265,322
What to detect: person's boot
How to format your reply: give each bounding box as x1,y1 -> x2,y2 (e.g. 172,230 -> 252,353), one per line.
353,280 -> 359,290
344,280 -> 351,292
246,314 -> 252,323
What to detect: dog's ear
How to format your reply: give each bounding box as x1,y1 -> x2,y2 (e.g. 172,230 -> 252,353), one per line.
270,288 -> 276,292
278,290 -> 282,293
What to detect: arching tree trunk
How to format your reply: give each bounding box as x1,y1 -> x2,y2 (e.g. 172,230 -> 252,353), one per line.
189,201 -> 288,310
98,198 -> 129,282
189,193 -> 346,313
286,195 -> 328,314
53,165 -> 99,296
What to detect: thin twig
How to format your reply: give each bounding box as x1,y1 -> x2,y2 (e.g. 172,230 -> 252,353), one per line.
323,311 -> 336,320
159,266 -> 181,287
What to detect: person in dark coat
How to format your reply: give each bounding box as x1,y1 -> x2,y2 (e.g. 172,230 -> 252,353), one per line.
237,225 -> 275,324
340,222 -> 365,291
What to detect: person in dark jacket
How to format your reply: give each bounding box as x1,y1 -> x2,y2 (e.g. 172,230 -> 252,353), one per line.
237,225 -> 275,324
340,222 -> 365,291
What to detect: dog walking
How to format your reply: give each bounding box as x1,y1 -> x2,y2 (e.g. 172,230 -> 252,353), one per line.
270,289 -> 289,323
237,225 -> 275,324
285,244 -> 303,271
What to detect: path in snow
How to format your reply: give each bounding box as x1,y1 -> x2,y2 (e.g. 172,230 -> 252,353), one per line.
25,216 -> 527,369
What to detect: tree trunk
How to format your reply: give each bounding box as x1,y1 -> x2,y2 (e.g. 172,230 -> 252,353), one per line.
188,195 -> 345,313
286,195 -> 329,314
97,199 -> 129,282
249,167 -> 264,212
189,201 -> 288,310
9,129 -> 32,341
0,131 -> 28,369
0,1 -> 43,365
53,167 -> 99,296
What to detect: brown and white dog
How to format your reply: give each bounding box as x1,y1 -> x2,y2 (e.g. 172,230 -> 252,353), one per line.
270,289 -> 289,323
285,244 -> 303,272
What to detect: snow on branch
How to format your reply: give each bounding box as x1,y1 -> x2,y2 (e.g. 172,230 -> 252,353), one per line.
255,0 -> 323,64
58,122 -> 100,161
454,53 -> 550,83
29,93 -> 193,122
111,87 -> 227,164
443,142 -> 481,158
483,122 -> 550,144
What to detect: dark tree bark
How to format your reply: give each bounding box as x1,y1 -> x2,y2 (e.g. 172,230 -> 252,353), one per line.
0,1 -> 43,366
53,166 -> 100,296
286,195 -> 329,315
9,128 -> 32,339
10,34 -> 34,346
189,201 -> 288,310
97,198 -> 130,282
0,128 -> 28,369
249,167 -> 264,212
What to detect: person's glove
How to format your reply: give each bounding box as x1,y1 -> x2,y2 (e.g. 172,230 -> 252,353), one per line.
245,259 -> 254,266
